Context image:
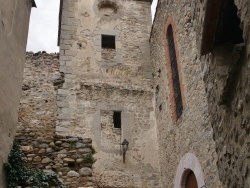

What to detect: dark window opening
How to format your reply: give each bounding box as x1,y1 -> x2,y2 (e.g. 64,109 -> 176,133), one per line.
215,0 -> 244,45
167,25 -> 183,119
113,111 -> 121,129
102,35 -> 116,49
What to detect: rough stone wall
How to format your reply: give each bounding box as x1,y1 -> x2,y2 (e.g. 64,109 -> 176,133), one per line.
150,0 -> 222,187
58,0 -> 160,187
17,52 -> 94,187
18,52 -> 62,138
16,133 -> 94,188
0,0 -> 33,186
201,0 -> 250,187
102,49 -> 116,64
100,110 -> 121,150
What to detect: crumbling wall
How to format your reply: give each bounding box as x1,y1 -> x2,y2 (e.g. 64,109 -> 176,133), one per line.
16,52 -> 94,187
201,0 -> 250,187
18,52 -> 62,138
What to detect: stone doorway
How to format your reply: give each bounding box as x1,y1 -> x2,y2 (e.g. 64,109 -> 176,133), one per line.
185,171 -> 198,188
174,153 -> 205,188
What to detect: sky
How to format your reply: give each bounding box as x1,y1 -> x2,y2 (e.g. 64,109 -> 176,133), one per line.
26,0 -> 158,53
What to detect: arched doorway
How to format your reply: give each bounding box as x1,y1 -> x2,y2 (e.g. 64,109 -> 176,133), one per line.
174,153 -> 205,188
185,170 -> 198,188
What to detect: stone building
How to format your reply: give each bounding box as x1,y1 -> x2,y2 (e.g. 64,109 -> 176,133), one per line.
57,0 -> 160,187
16,0 -> 250,187
150,0 -> 250,187
0,0 -> 35,186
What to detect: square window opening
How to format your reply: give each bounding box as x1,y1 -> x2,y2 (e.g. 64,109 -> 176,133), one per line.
102,35 -> 116,49
113,111 -> 121,129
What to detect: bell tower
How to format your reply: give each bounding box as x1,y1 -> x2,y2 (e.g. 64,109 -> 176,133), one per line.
57,0 -> 160,187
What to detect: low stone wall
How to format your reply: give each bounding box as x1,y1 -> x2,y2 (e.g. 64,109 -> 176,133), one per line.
16,129 -> 95,188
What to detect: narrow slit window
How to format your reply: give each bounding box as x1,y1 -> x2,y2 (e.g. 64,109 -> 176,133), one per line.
167,25 -> 183,120
113,111 -> 121,129
102,35 -> 116,49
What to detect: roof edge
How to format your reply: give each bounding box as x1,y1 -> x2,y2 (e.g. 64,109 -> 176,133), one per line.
149,0 -> 160,41
57,0 -> 63,46
31,0 -> 36,7
200,0 -> 222,55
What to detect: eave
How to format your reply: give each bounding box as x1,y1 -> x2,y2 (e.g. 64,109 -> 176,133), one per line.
200,0 -> 222,55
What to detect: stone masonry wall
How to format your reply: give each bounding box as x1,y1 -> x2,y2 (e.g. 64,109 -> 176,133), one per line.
58,0 -> 160,187
16,133 -> 94,188
18,52 -> 62,138
201,0 -> 250,187
151,0 -> 250,187
16,52 -> 94,187
150,0 -> 222,187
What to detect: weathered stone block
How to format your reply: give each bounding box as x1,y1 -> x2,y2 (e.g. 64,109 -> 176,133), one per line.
79,167 -> 92,176
67,171 -> 80,177
78,148 -> 91,154
42,157 -> 52,164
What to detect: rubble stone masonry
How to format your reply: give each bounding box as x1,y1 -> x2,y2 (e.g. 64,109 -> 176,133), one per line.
17,52 -> 94,187
56,0 -> 160,188
18,52 -> 61,138
150,0 -> 250,187
201,0 -> 250,187
16,0 -> 250,187
151,0 -> 223,187
57,0 -> 160,187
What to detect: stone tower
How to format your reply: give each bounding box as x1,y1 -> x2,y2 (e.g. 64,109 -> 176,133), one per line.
57,0 -> 160,187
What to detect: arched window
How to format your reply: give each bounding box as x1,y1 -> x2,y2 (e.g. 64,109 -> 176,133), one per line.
166,25 -> 183,120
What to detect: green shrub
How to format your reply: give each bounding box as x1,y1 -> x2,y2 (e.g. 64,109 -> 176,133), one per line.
83,153 -> 95,163
4,142 -> 69,188
90,146 -> 96,155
